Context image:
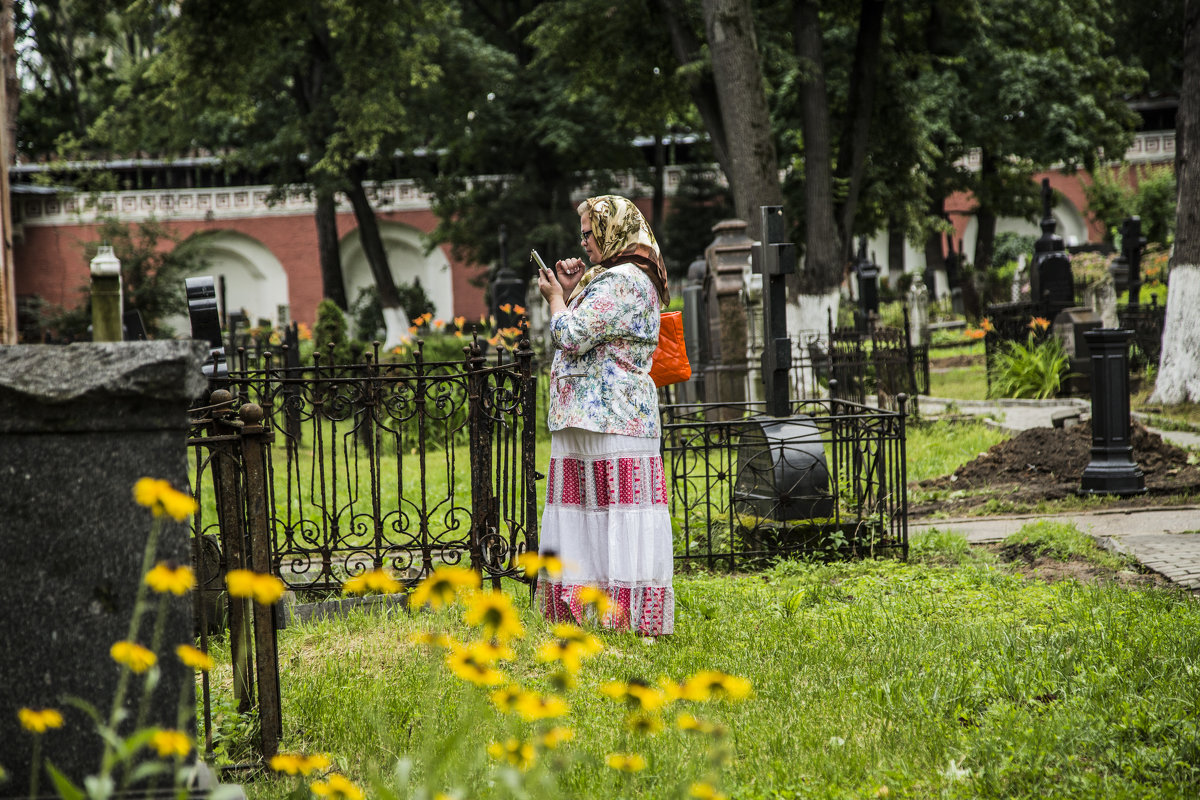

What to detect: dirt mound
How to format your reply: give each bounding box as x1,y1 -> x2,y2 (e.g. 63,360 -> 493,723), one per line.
915,421 -> 1200,513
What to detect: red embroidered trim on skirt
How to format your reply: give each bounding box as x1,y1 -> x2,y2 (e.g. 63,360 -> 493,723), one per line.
539,580 -> 673,636
546,455 -> 670,508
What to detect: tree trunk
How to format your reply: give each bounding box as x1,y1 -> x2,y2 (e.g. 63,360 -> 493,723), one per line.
701,0 -> 783,241
652,133 -> 666,230
888,220 -> 905,287
834,0 -> 884,261
793,0 -> 842,295
345,174 -> 409,349
923,196 -> 948,300
315,189 -> 348,309
1151,0 -> 1200,405
656,0 -> 731,178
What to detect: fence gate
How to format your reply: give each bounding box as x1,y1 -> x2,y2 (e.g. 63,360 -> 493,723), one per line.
187,337 -> 540,759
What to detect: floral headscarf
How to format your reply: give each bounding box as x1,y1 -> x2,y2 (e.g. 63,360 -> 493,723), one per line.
573,195 -> 669,307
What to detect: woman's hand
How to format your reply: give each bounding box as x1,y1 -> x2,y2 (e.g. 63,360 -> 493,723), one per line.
555,257 -> 587,299
538,263 -> 564,304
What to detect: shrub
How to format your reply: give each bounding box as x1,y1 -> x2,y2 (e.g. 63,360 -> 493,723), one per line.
988,326 -> 1070,400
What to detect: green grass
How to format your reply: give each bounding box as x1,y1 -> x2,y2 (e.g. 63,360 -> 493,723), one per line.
1001,520 -> 1134,570
905,420 -> 1010,484
206,535 -> 1200,800
928,366 -> 988,401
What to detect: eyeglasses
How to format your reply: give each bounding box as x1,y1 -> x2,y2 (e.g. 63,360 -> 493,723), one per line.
580,230 -> 593,243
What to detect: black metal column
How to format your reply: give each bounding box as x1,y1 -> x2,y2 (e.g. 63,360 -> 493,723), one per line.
1078,328 -> 1145,496
752,206 -> 796,417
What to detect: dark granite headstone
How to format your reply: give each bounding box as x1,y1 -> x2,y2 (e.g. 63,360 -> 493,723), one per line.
0,341 -> 207,795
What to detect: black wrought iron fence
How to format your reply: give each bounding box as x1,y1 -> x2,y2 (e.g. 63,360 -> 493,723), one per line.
826,326 -> 920,413
662,396 -> 908,571
1117,299 -> 1167,373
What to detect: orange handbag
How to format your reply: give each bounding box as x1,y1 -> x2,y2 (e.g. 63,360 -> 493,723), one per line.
650,311 -> 692,387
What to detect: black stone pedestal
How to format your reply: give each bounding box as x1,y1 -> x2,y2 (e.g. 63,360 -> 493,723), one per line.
1078,329 -> 1145,496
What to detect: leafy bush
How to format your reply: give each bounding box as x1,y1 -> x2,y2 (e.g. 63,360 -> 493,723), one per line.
988,329 -> 1070,400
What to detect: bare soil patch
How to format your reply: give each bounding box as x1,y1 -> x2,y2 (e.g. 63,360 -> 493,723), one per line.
929,353 -> 984,369
912,421 -> 1200,515
983,542 -> 1170,590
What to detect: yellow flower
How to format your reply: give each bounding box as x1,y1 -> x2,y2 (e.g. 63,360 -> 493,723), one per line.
604,752 -> 647,772
536,640 -> 587,673
489,684 -> 524,713
487,738 -> 536,770
980,317 -> 994,333
145,562 -> 195,595
18,708 -> 63,733
487,334 -> 502,347
681,671 -> 752,701
601,680 -> 666,710
625,711 -> 664,735
464,590 -> 524,642
513,305 -> 526,316
512,691 -> 570,722
446,643 -> 506,686
467,639 -> 515,663
454,315 -> 466,329
310,774 -> 363,800
551,623 -> 603,655
572,586 -> 612,616
540,726 -> 575,749
150,729 -> 191,758
343,569 -> 403,596
270,752 -> 331,776
676,712 -> 725,737
690,781 -> 727,800
409,566 -> 480,610
515,551 -> 564,579
225,569 -> 286,606
408,325 -> 419,335
407,631 -> 456,650
133,478 -> 198,521
110,641 -> 156,673
1029,316 -> 1051,331
433,318 -> 445,329
499,303 -> 512,314
297,323 -> 313,341
176,644 -> 215,672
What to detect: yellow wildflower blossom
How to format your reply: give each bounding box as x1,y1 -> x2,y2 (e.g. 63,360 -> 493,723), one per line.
110,641 -> 156,673
676,712 -> 726,737
454,315 -> 466,329
145,562 -> 195,595
540,726 -> 575,749
681,670 -> 752,701
18,708 -> 63,733
625,711 -> 664,735
489,684 -> 523,713
690,782 -> 727,800
270,752 -> 331,776
310,774 -> 363,800
515,551 -> 563,579
175,644 -> 215,672
604,752 -> 647,772
536,640 -> 587,673
342,569 -> 403,596
150,729 -> 191,758
445,643 -> 506,686
409,566 -> 480,610
225,569 -> 286,606
407,631 -> 456,649
467,639 -> 515,663
133,478 -> 198,521
464,590 -> 524,642
572,585 -> 612,616
487,738 -> 536,770
513,691 -> 569,722
551,623 -> 603,654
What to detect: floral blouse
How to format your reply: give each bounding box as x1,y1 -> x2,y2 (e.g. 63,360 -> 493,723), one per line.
548,264 -> 660,438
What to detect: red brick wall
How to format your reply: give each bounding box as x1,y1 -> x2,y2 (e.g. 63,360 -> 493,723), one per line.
15,208 -> 488,326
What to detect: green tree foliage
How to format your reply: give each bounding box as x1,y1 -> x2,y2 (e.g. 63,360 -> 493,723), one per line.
1084,164 -> 1177,247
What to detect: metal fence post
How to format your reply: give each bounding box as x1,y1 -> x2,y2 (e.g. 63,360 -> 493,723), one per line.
466,337 -> 492,579
238,402 -> 282,760
516,331 -> 539,579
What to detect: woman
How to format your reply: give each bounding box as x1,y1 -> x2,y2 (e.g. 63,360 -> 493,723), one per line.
536,195 -> 673,637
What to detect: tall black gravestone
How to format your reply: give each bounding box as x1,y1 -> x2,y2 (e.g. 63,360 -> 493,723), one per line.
0,342 -> 207,795
1030,178 -> 1075,315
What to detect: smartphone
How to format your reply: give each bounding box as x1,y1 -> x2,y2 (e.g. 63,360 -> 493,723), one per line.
530,249 -> 550,276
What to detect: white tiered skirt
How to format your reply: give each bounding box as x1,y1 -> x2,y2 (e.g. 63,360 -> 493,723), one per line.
537,427 -> 674,636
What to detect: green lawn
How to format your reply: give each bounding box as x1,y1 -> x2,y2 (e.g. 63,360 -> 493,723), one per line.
205,522 -> 1200,800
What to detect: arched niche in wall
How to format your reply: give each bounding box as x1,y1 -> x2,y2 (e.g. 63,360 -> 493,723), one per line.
959,194 -> 1092,262
339,222 -> 453,325
164,230 -> 289,336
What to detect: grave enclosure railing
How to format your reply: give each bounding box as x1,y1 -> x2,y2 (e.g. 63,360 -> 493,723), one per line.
662,396 -> 909,571
185,337 -> 539,759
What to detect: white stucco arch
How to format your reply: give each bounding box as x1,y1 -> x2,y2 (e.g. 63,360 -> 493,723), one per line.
166,230 -> 290,336
339,222 -> 453,328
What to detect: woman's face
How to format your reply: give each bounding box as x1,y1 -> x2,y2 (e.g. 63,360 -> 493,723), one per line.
580,214 -> 601,263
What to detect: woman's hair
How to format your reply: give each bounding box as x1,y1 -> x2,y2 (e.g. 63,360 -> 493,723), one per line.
577,195 -> 669,307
